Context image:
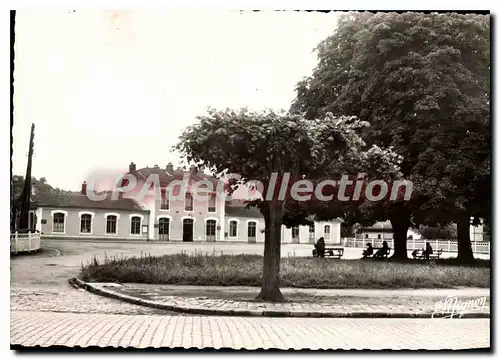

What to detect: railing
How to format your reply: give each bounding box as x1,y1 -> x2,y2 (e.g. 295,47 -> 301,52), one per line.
10,231 -> 41,254
342,238 -> 490,255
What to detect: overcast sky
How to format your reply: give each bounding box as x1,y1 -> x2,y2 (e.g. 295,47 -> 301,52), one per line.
13,10 -> 339,191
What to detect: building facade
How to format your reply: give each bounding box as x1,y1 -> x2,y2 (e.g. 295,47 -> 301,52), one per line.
28,162 -> 342,244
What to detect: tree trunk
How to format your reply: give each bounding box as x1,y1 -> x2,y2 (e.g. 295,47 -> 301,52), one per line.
256,203 -> 284,302
457,211 -> 474,264
389,207 -> 410,260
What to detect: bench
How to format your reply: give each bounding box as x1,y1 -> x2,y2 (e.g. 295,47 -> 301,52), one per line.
412,249 -> 443,260
371,248 -> 391,259
313,247 -> 344,259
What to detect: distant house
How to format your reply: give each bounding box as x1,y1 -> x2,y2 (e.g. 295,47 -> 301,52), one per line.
357,220 -> 487,242
18,162 -> 342,244
356,221 -> 422,241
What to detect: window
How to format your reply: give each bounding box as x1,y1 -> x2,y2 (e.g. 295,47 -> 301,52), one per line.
106,215 -> 117,234
185,193 -> 193,211
53,213 -> 65,233
131,216 -> 141,235
365,234 -> 369,239
206,219 -> 216,240
324,225 -> 331,239
80,214 -> 92,234
161,189 -> 169,210
229,220 -> 238,237
377,234 -> 381,240
308,223 -> 315,240
292,226 -> 300,241
248,221 -> 257,238
208,194 -> 216,212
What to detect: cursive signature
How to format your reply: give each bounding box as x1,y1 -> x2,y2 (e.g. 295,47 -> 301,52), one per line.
431,296 -> 487,319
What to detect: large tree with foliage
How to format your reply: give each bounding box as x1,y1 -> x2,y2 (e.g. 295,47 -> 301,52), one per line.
175,108 -> 400,301
291,12 -> 490,262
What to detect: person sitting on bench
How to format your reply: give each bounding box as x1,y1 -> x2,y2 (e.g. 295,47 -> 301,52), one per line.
362,242 -> 374,258
314,237 -> 326,258
411,249 -> 419,259
374,241 -> 390,258
422,242 -> 433,260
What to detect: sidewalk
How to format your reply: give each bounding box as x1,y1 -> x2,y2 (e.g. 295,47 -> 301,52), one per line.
71,279 -> 490,318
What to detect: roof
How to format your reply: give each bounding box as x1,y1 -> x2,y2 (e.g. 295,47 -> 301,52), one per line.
225,203 -> 264,218
362,221 -> 392,230
123,167 -> 219,189
32,192 -> 148,212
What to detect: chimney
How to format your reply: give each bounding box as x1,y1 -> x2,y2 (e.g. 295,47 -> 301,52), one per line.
166,162 -> 174,173
129,162 -> 136,172
81,181 -> 87,196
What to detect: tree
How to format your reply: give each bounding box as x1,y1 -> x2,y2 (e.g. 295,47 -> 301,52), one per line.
291,12 -> 490,262
175,108 -> 400,301
418,225 -> 457,240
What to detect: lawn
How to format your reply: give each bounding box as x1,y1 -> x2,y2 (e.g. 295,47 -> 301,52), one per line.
79,251 -> 490,289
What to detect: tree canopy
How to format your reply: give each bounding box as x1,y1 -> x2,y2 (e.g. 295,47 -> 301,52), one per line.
175,107 -> 400,300
291,12 -> 490,262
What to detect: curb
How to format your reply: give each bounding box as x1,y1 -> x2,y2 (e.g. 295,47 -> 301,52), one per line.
69,278 -> 490,319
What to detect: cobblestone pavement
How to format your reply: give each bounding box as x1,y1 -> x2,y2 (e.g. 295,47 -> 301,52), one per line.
11,311 -> 490,349
86,282 -> 490,317
10,286 -> 180,316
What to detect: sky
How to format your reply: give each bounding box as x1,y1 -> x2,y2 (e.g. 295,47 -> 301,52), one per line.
13,10 -> 340,191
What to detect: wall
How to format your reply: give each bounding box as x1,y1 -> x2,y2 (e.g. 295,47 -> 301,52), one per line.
143,187 -> 225,241
222,217 -> 341,244
223,216 -> 265,243
39,207 -> 150,240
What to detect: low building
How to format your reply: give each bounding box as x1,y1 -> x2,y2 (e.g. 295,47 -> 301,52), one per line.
357,221 -> 487,242
24,162 -> 342,244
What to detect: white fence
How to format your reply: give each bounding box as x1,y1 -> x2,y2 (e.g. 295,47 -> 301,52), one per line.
10,231 -> 41,254
342,238 -> 490,255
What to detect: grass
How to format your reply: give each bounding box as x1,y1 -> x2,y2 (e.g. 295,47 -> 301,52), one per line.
79,251 -> 490,289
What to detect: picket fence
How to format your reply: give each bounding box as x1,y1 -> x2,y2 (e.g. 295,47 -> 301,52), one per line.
342,237 -> 490,255
10,231 -> 41,254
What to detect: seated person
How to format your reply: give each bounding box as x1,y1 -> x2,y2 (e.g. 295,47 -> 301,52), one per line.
362,243 -> 374,258
411,249 -> 419,259
422,242 -> 433,260
374,241 -> 390,258
314,237 -> 326,258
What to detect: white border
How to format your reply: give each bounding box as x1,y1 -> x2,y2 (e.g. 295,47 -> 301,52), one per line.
204,216 -> 218,240
104,212 -> 120,235
324,223 -> 331,240
207,193 -> 217,213
159,188 -> 170,211
129,213 -> 144,236
184,193 -> 194,212
227,218 -> 240,238
157,214 -> 172,240
78,211 -> 95,235
50,210 -> 68,234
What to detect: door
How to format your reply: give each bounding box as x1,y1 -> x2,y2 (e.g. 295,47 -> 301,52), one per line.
247,221 -> 257,243
182,219 -> 194,242
158,218 -> 170,241
206,220 -> 216,242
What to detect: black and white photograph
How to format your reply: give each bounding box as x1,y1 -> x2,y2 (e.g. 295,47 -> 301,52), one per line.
9,7 -> 491,351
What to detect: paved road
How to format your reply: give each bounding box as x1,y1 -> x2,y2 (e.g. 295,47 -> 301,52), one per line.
11,312 -> 490,350
10,240 -> 491,350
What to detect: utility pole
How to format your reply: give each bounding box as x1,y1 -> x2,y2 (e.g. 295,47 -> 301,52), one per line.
18,123 -> 35,231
